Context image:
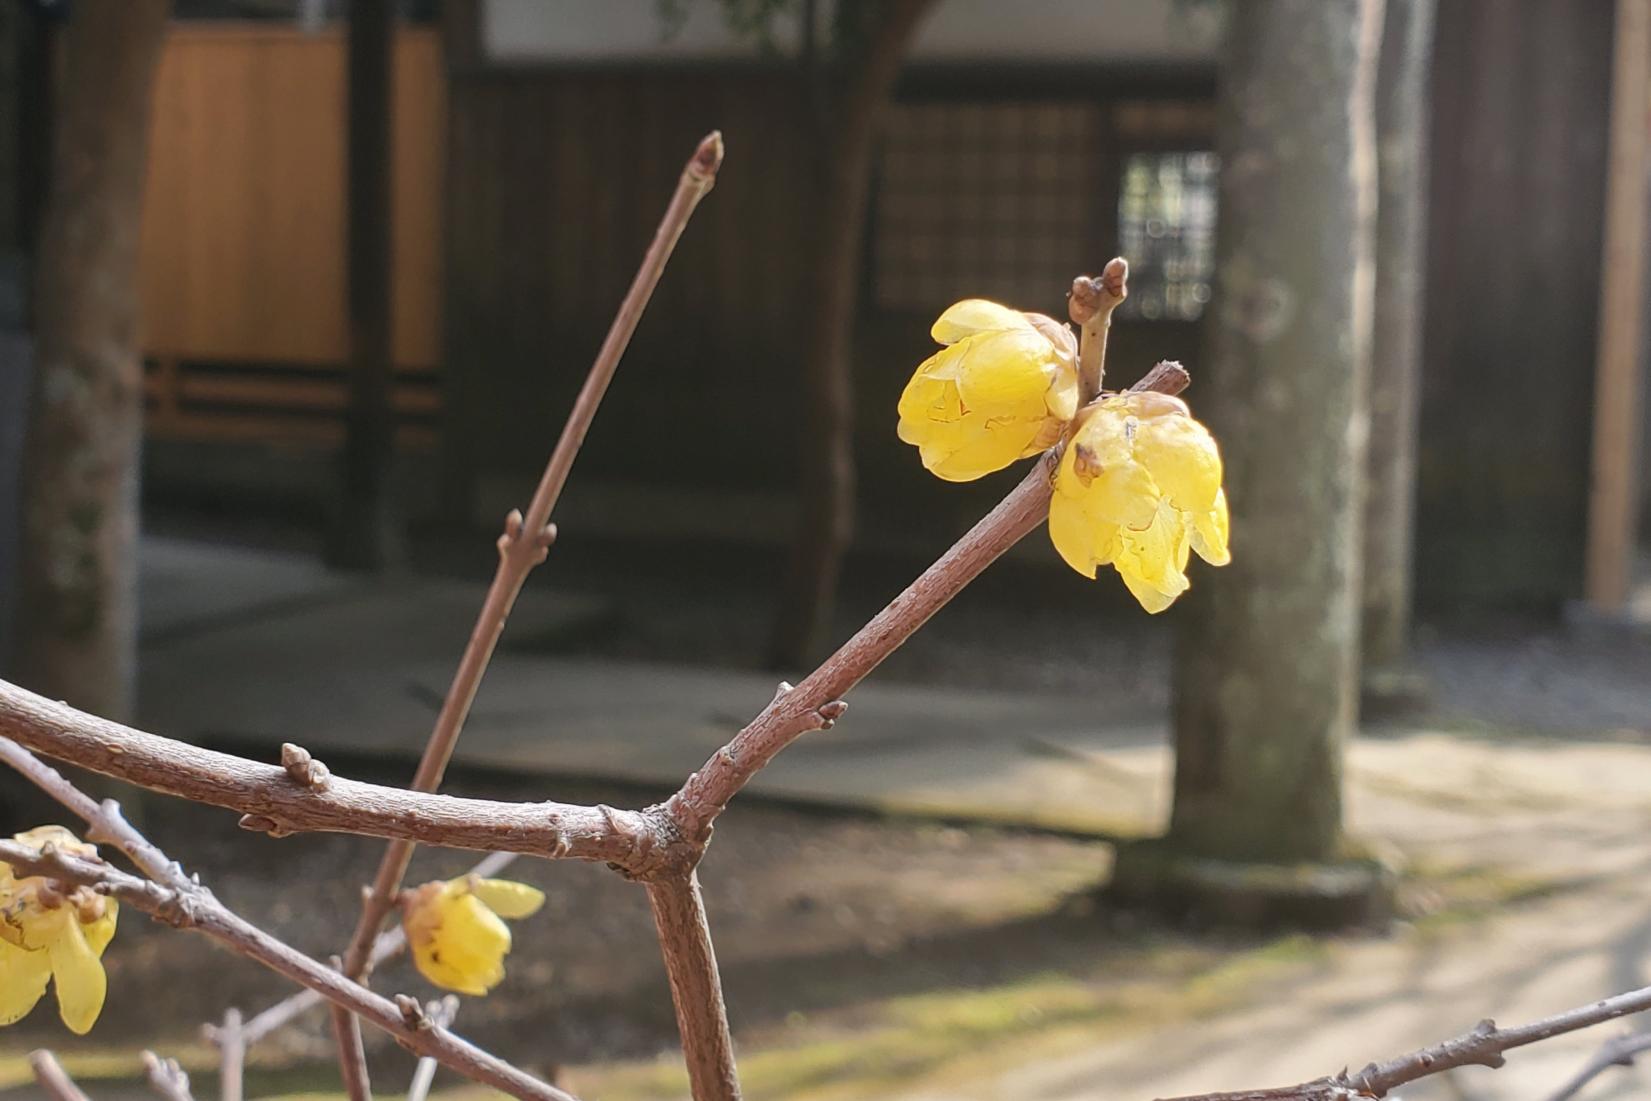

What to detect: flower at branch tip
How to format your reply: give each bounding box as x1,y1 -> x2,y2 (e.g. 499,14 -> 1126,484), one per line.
897,299 -> 1080,481
1049,390 -> 1230,612
0,825 -> 119,1034
403,875 -> 545,996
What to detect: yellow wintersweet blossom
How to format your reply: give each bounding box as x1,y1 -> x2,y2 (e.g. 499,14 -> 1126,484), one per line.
897,299 -> 1080,481
0,825 -> 119,1035
403,875 -> 545,996
1049,390 -> 1230,612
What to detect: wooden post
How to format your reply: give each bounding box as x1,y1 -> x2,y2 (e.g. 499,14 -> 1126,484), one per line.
1585,0 -> 1651,613
328,0 -> 400,569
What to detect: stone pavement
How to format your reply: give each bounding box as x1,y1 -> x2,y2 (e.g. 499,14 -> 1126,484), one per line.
131,535 -> 1651,1101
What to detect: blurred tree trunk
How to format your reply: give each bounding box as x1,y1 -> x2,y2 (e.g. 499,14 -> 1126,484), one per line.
766,0 -> 935,669
1361,0 -> 1435,678
17,0 -> 169,722
1166,0 -> 1383,864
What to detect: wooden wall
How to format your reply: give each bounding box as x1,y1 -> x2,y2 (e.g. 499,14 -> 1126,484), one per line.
443,66 -> 814,509
137,25 -> 445,446
1416,0 -> 1614,606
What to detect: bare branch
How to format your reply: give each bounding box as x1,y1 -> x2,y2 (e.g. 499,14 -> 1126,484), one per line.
141,1051 -> 195,1101
1545,1030 -> 1651,1101
29,1051 -> 93,1101
329,129 -> 725,1098
1161,991 -> 1651,1101
0,688 -> 651,866
1069,258 -> 1129,401
646,874 -> 741,1101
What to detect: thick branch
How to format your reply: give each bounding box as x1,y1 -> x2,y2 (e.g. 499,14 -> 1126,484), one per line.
0,844 -> 575,1101
216,1009 -> 245,1101
647,874 -> 742,1101
0,689 -> 649,865
668,363 -> 1188,847
1162,988 -> 1651,1100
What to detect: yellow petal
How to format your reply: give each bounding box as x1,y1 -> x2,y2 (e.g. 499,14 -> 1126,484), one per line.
471,879 -> 544,920
1134,412 -> 1223,512
0,941 -> 50,1026
407,883 -> 514,996
921,418 -> 1040,481
83,902 -> 118,958
47,916 -> 106,1034
930,299 -> 1031,344
1192,488 -> 1231,566
1119,566 -> 1184,614
951,330 -> 1058,412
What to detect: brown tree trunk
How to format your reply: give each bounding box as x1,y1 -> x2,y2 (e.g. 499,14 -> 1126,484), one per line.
1167,0 -> 1383,864
17,0 -> 169,722
766,0 -> 935,669
1361,0 -> 1434,675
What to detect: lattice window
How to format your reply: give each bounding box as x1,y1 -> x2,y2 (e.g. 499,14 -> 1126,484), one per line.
1116,151 -> 1219,322
873,102 -> 1104,314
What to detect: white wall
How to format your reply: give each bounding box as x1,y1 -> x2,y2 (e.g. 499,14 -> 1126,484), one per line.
483,0 -> 1222,64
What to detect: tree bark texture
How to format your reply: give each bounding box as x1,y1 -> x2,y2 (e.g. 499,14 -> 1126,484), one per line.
1361,0 -> 1434,671
1169,0 -> 1384,864
766,0 -> 936,669
17,0 -> 169,721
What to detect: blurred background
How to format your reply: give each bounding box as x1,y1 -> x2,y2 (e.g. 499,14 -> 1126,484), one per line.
0,1 -> 1648,1099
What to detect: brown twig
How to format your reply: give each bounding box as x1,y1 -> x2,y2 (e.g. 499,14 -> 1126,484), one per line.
1069,258 -> 1129,402
1160,990 -> 1651,1101
29,1051 -> 93,1101
141,1051 -> 195,1101
646,874 -> 742,1101
0,833 -> 575,1101
1545,1029 -> 1651,1101
328,128 -> 724,1101
0,686 -> 650,866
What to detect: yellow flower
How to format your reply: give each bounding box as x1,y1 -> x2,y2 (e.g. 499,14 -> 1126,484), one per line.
403,875 -> 545,996
0,826 -> 119,1035
1049,391 -> 1230,612
897,299 -> 1080,481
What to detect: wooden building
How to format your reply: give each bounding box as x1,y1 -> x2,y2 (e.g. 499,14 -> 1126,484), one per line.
134,0 -> 1647,612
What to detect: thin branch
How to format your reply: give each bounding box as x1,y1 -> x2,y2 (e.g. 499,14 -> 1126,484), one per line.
141,1051 -> 195,1101
329,128 -> 724,1100
214,852 -> 520,1048
1161,990 -> 1651,1101
665,359 -> 1187,849
216,1009 -> 244,1101
405,996 -> 460,1101
0,836 -> 576,1101
646,874 -> 742,1101
1544,1029 -> 1651,1101
0,686 -> 651,866
29,1051 -> 93,1101
1069,258 -> 1129,402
